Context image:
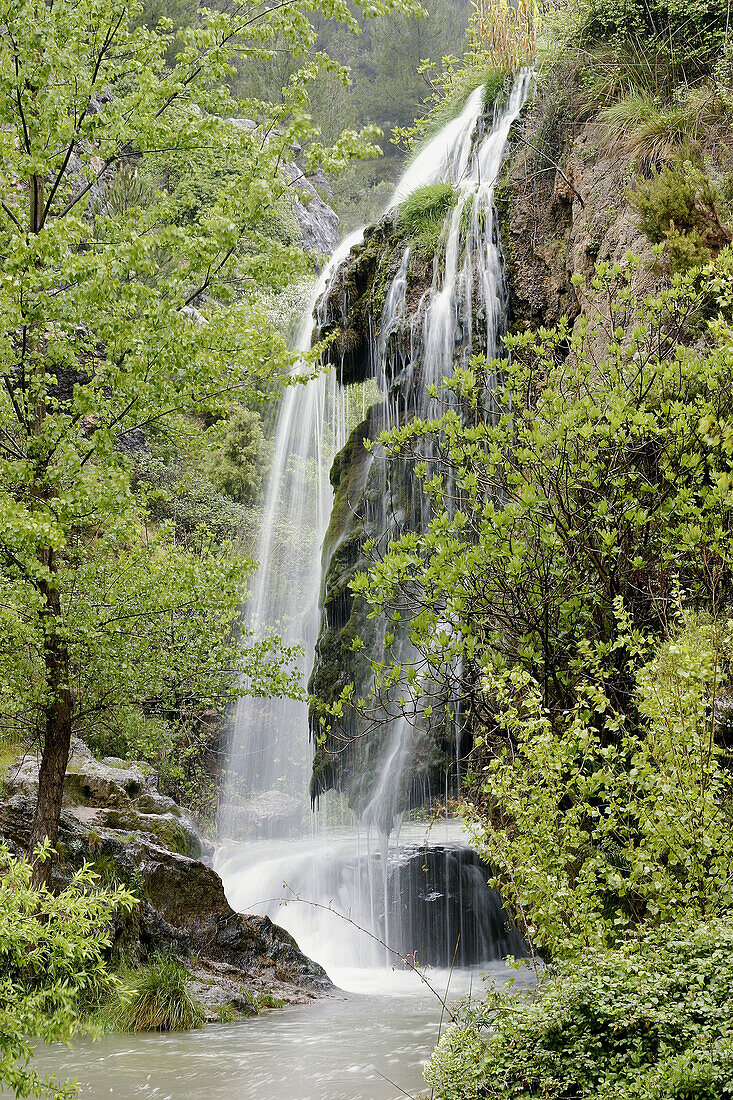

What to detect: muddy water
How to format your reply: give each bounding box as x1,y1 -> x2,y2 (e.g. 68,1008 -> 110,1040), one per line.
21,963 -> 523,1100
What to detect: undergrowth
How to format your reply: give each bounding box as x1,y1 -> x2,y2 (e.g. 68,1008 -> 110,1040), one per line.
425,920 -> 733,1100
112,956 -> 205,1032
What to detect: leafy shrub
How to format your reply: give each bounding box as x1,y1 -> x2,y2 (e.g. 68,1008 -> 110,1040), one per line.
395,183 -> 459,252
355,255 -> 733,952
471,614 -> 733,957
118,955 -> 205,1032
425,919 -> 733,1099
630,160 -> 731,270
0,845 -> 135,1098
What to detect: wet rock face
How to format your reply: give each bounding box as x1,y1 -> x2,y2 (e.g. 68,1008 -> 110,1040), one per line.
495,74 -> 658,337
386,844 -> 527,968
284,164 -> 340,261
0,742 -> 332,1009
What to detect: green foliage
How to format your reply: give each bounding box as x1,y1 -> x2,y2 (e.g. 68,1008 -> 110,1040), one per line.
207,406 -> 267,505
630,160 -> 731,271
117,955 -> 205,1032
425,919 -> 733,1099
0,0 -> 425,830
556,0 -> 728,91
253,991 -> 285,1010
472,614 -> 733,956
395,183 -> 459,252
0,844 -> 135,1098
355,254 -> 733,950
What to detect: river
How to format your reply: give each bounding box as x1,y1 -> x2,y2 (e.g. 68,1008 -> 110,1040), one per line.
21,961 -> 524,1100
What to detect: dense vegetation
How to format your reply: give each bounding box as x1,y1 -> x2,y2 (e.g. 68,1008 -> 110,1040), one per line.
332,0 -> 733,1094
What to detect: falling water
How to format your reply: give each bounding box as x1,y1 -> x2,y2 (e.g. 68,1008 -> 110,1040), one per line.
219,229 -> 364,836
218,73 -> 531,987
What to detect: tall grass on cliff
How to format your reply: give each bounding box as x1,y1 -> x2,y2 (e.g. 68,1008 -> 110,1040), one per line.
470,0 -> 538,73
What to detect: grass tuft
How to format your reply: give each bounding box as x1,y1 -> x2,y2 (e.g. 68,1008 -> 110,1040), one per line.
118,955 -> 205,1032
395,183 -> 459,253
598,85 -> 732,164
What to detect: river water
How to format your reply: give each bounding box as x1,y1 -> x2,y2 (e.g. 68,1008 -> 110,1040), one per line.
22,962 -> 524,1100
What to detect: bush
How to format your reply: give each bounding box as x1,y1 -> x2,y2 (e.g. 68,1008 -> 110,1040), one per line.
118,955 -> 205,1032
0,845 -> 135,1098
355,255 -> 733,953
630,160 -> 730,269
207,405 -> 267,505
562,0 -> 727,87
425,919 -> 733,1099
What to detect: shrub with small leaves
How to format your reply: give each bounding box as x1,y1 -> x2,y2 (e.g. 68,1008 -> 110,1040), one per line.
630,160 -> 731,270
0,844 -> 135,1098
425,919 -> 733,1099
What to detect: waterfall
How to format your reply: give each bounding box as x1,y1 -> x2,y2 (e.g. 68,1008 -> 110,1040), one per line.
219,229 -> 365,837
217,73 -> 531,987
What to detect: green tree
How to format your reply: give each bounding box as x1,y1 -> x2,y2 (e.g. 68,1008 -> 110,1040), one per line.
0,0 -> 418,883
207,405 -> 266,503
356,256 -> 733,736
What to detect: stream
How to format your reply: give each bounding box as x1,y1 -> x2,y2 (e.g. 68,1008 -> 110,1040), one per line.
22,963 -> 522,1100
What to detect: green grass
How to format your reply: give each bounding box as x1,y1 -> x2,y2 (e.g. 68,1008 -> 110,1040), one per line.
253,992 -> 285,1010
117,956 -> 205,1032
395,183 -> 459,253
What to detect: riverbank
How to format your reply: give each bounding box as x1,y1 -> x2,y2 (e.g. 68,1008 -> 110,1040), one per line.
0,741 -> 331,1019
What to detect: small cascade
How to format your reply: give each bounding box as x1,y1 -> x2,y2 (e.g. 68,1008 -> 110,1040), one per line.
217,824 -> 526,981
218,72 -> 531,987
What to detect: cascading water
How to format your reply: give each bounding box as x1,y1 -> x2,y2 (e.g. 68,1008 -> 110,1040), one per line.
217,73 -> 531,991
219,229 -> 365,836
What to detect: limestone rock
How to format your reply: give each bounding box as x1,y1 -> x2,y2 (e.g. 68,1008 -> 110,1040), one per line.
3,743 -> 206,859
0,789 -> 331,1004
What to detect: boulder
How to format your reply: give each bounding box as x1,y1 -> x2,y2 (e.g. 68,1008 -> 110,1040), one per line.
220,789 -> 303,839
0,749 -> 331,1009
3,743 -> 207,860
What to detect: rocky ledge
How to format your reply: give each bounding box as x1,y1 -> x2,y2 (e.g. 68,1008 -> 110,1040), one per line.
1,740 -> 332,1020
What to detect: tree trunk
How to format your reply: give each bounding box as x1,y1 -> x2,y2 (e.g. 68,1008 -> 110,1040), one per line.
28,556 -> 74,889
24,166 -> 76,889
